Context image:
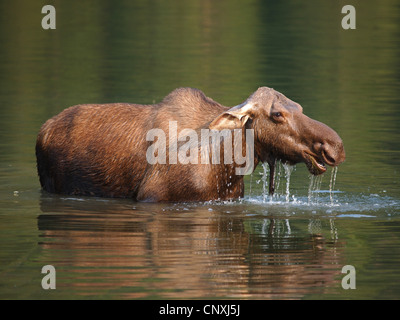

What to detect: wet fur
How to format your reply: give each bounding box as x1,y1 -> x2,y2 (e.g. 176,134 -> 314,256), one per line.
36,87 -> 344,202
36,88 -> 245,201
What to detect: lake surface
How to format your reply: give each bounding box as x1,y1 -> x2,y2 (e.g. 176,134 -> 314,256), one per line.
0,0 -> 399,300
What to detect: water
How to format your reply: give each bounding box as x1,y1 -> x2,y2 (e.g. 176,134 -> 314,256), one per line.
308,174 -> 324,204
1,0 -> 400,300
329,167 -> 338,205
283,163 -> 294,203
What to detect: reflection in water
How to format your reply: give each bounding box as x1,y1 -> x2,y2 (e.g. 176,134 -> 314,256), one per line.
38,195 -> 345,299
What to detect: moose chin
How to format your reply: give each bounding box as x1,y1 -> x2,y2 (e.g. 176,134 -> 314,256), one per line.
36,87 -> 345,202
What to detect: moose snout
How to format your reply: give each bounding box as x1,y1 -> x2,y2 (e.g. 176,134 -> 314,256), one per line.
300,114 -> 345,168
314,137 -> 345,167
321,142 -> 345,166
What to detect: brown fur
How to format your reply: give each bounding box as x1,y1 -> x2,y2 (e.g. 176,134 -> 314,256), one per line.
36,87 -> 345,202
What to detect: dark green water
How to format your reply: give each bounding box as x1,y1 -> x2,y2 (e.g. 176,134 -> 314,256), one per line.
0,0 -> 399,299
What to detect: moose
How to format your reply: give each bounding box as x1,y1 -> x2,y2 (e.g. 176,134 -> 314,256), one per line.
36,87 -> 345,202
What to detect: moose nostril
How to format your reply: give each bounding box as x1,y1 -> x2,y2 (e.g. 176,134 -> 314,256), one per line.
323,150 -> 336,165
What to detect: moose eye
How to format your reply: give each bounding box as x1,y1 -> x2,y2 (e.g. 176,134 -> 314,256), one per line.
271,112 -> 285,121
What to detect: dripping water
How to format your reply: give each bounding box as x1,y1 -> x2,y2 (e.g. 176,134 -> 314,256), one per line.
261,162 -> 269,202
273,162 -> 282,198
329,166 -> 338,205
249,161 -> 340,207
249,172 -> 253,197
283,163 -> 295,203
308,174 -> 323,204
255,162 -> 295,203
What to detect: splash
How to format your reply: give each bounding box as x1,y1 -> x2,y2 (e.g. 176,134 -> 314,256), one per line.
241,163 -> 399,217
248,162 -> 345,210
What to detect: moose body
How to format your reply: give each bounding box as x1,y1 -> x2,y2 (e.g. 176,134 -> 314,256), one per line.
36,87 -> 345,202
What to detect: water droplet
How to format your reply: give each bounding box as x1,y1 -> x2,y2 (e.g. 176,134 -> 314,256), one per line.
329,166 -> 338,205
261,163 -> 269,202
283,163 -> 294,203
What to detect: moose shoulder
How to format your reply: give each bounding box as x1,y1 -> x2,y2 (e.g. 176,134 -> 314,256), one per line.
36,87 -> 345,202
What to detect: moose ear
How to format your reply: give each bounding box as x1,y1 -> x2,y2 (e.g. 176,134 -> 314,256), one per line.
209,103 -> 251,130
